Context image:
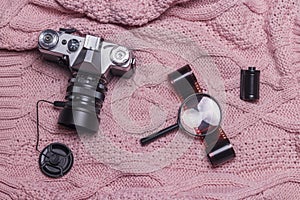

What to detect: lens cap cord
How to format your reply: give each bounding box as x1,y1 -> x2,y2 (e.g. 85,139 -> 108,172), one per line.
36,99 -> 74,178
36,100 -> 65,152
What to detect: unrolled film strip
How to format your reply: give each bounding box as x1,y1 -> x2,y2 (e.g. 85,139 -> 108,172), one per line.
168,65 -> 235,166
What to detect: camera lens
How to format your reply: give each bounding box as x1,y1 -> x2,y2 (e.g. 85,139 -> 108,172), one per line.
58,73 -> 107,133
38,29 -> 59,50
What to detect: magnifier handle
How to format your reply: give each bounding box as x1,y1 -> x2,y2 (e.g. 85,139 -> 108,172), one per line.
140,123 -> 179,146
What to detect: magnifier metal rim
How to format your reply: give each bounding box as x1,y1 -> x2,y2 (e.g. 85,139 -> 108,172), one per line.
178,93 -> 222,138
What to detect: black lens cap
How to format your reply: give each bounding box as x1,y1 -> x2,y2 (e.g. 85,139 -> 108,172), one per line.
39,143 -> 74,178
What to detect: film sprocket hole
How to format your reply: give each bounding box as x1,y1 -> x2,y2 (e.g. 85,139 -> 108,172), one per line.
38,28 -> 136,133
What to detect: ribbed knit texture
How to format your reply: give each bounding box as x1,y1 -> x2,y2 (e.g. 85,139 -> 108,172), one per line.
0,0 -> 299,199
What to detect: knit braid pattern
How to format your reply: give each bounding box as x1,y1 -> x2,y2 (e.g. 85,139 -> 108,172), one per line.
0,0 -> 299,199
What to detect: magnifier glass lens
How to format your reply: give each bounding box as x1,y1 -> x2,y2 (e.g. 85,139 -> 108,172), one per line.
179,93 -> 222,137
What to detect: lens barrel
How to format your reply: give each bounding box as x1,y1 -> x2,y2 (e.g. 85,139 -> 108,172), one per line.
58,72 -> 107,133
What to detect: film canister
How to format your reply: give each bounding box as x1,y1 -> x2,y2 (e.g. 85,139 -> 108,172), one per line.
240,67 -> 260,101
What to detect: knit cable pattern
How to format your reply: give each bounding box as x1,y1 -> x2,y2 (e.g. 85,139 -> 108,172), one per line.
0,0 -> 299,199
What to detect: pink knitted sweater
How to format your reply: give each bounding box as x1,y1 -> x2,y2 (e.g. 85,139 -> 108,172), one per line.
0,0 -> 300,199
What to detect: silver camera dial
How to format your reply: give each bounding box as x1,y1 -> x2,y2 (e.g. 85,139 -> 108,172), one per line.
110,46 -> 130,66
38,29 -> 59,50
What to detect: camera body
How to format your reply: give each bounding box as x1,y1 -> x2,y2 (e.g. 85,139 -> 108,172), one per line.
38,28 -> 135,78
38,28 -> 135,133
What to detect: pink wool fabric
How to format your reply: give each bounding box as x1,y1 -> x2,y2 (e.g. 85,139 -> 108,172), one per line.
0,0 -> 300,199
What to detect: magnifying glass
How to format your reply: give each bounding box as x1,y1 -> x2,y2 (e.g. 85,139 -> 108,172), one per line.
140,93 -> 222,145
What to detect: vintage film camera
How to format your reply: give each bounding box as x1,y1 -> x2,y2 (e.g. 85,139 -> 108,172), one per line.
38,28 -> 135,133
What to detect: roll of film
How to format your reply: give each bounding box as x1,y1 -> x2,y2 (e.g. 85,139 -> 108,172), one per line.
240,67 -> 260,101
